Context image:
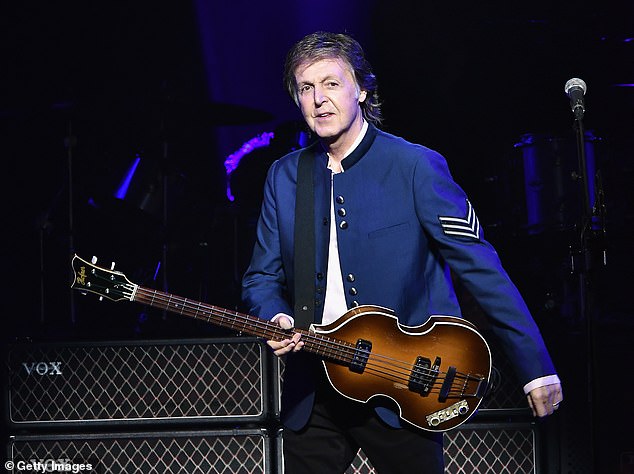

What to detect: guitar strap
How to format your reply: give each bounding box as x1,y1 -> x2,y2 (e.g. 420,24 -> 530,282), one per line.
293,145 -> 317,329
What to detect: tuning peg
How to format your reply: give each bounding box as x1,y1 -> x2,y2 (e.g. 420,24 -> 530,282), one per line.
99,296 -> 104,301
110,262 -> 116,270
91,256 -> 98,264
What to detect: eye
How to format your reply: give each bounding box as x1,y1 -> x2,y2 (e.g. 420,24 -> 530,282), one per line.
326,81 -> 339,88
299,84 -> 312,94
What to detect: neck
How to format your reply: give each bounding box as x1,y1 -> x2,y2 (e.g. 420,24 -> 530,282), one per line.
322,116 -> 365,164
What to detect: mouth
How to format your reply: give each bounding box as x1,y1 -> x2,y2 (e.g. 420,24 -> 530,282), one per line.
314,112 -> 334,119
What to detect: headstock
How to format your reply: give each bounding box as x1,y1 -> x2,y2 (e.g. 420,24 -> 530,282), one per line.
70,255 -> 137,302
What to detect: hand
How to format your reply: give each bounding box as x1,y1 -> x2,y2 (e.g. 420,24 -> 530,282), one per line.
266,315 -> 304,357
526,382 -> 563,417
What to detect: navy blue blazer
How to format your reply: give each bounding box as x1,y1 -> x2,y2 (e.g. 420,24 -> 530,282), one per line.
242,125 -> 557,430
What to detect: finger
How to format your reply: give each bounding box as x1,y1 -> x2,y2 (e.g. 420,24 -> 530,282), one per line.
267,338 -> 293,352
277,316 -> 293,330
526,394 -> 537,417
533,400 -> 549,417
529,382 -> 565,417
552,392 -> 563,410
545,384 -> 563,411
266,340 -> 285,351
553,386 -> 563,407
288,332 -> 304,352
269,340 -> 294,356
528,391 -> 551,417
267,332 -> 304,356
274,346 -> 292,357
267,316 -> 304,356
530,394 -> 550,417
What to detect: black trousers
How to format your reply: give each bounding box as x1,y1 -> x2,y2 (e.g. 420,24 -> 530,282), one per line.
281,372 -> 444,474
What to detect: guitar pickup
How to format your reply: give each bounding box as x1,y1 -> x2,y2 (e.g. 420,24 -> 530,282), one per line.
409,356 -> 440,396
349,339 -> 372,373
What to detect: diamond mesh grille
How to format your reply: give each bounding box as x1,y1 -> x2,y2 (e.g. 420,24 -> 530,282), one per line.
7,339 -> 267,425
346,449 -> 376,473
444,424 -> 536,474
8,430 -> 270,474
342,424 -> 537,474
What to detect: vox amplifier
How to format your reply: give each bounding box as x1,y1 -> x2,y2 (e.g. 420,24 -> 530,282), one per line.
5,338 -> 274,428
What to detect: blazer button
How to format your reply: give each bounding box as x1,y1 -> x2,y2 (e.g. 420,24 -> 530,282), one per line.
351,301 -> 359,308
349,287 -> 358,296
339,221 -> 348,229
336,195 -> 345,204
346,273 -> 355,282
337,208 -> 346,217
317,272 -> 324,281
323,218 -> 329,226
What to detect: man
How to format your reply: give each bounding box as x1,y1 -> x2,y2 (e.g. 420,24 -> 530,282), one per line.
242,31 -> 562,473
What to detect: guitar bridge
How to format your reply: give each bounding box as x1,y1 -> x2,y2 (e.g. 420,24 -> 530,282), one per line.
349,339 -> 372,373
409,356 -> 440,396
425,400 -> 470,428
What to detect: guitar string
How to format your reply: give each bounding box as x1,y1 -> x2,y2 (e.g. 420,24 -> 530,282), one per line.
131,287 -> 483,394
75,255 -> 484,397
125,285 -> 484,394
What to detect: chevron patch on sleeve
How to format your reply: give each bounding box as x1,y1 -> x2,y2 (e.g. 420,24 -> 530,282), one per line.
438,199 -> 481,239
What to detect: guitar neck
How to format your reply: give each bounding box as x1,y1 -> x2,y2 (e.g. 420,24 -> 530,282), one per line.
133,285 -> 352,362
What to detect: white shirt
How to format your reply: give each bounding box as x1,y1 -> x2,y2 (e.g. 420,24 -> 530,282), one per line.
321,121 -> 368,325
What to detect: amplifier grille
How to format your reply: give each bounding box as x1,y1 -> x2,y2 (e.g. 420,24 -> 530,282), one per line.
343,423 -> 539,474
7,338 -> 269,426
444,423 -> 538,474
8,430 -> 272,474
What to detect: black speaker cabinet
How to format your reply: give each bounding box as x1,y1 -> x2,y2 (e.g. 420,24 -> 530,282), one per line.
5,338 -> 274,428
6,429 -> 274,473
444,421 -> 541,474
341,422 -> 541,474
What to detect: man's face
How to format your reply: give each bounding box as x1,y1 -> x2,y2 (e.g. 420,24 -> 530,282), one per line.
294,58 -> 367,150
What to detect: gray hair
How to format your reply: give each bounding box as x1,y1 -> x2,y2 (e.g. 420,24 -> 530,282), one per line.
283,31 -> 382,126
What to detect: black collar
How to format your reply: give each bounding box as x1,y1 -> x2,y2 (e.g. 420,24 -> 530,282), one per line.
340,123 -> 378,171
306,123 -> 379,171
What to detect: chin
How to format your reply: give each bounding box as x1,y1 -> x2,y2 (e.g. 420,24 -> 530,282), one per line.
313,126 -> 339,139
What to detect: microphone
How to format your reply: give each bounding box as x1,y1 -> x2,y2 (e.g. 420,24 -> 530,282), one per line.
564,78 -> 587,120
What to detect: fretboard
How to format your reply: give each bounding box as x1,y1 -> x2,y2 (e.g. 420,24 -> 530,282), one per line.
133,286 -> 355,364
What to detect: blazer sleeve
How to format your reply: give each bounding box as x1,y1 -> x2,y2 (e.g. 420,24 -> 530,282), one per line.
412,148 -> 557,386
241,161 -> 294,320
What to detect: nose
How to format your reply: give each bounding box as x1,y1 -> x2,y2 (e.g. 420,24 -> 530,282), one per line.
313,85 -> 327,106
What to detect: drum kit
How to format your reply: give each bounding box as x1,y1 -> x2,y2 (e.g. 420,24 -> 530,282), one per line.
506,130 -> 604,237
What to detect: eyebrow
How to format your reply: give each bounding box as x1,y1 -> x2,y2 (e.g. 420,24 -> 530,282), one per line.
297,74 -> 342,88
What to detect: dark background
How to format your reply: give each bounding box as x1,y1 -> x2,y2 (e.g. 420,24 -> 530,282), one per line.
2,1 -> 633,472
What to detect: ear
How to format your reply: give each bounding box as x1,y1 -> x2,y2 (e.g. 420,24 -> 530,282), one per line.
358,90 -> 367,103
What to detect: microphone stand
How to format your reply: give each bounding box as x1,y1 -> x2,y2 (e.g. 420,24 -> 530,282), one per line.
569,107 -> 605,474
